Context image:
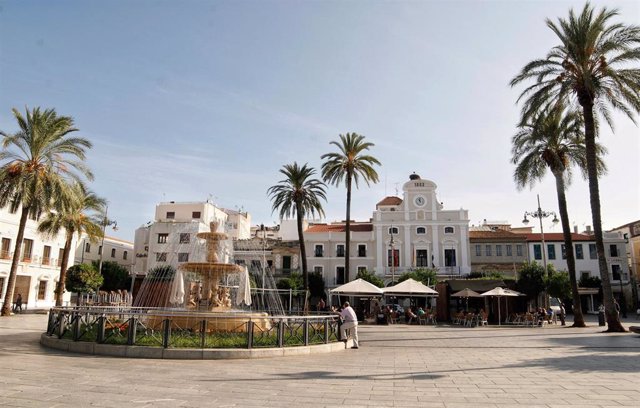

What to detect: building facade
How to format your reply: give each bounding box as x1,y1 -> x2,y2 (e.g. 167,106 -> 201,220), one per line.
73,234 -> 135,273
469,227 -> 529,278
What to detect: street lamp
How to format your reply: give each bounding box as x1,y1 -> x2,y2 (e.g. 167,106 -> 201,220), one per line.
389,225 -> 396,285
98,206 -> 118,276
522,194 -> 558,309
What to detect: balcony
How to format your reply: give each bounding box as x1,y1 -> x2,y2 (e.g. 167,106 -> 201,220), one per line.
42,257 -> 51,266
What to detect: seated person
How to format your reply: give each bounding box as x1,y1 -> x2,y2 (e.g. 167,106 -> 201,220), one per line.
405,307 -> 417,324
416,307 -> 425,317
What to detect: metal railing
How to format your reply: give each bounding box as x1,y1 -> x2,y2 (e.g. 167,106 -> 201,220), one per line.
45,307 -> 341,349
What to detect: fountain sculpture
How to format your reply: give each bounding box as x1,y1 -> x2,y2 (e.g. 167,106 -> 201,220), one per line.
148,222 -> 269,332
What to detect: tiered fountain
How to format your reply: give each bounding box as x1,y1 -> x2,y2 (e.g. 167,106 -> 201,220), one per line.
149,222 -> 270,332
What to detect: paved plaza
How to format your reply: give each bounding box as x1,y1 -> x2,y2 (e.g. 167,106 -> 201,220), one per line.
1,314 -> 639,408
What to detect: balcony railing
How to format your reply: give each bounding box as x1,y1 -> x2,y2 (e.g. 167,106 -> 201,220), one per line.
42,257 -> 51,266
0,250 -> 11,260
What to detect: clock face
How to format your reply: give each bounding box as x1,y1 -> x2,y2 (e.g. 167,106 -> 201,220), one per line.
414,196 -> 425,206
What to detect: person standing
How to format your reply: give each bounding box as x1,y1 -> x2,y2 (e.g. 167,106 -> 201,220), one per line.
13,294 -> 23,313
339,302 -> 359,349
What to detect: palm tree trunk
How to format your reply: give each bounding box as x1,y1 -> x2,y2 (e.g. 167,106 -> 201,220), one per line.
296,201 -> 309,292
344,171 -> 352,283
1,207 -> 29,316
55,231 -> 74,306
553,170 -> 586,327
581,99 -> 625,332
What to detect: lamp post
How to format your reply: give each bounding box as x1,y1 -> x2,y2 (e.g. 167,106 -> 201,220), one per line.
389,225 -> 396,285
98,206 -> 118,276
522,194 -> 558,309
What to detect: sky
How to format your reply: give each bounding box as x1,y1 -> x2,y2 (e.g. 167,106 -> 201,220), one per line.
1,0 -> 638,241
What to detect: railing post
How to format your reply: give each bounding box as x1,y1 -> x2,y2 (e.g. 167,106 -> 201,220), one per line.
57,311 -> 65,339
200,320 -> 207,349
127,317 -> 136,345
277,319 -> 284,348
72,311 -> 80,341
246,320 -> 254,349
162,318 -> 171,348
303,319 -> 309,346
324,319 -> 329,344
97,314 -> 106,344
47,310 -> 55,335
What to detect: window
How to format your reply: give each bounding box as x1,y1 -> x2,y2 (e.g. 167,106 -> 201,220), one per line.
388,227 -> 399,235
156,252 -> 167,262
485,245 -> 492,256
178,253 -> 189,262
179,233 -> 190,244
313,266 -> 323,274
516,245 -> 523,257
547,244 -> 556,260
444,249 -> 456,267
609,244 -> 619,257
387,249 -> 399,267
0,277 -> 5,297
533,244 -> 542,260
561,244 -> 566,259
357,266 -> 367,274
282,255 -> 292,274
475,245 -> 481,257
575,244 -> 584,259
336,244 -> 345,257
581,272 -> 590,281
444,226 -> 454,234
158,233 -> 168,244
192,211 -> 201,219
123,251 -> 128,260
358,244 -> 366,257
496,245 -> 502,257
1,238 -> 10,259
58,248 -> 64,266
42,246 -> 51,265
22,239 -> 33,262
250,260 -> 261,270
416,249 -> 429,267
85,242 -> 91,253
506,245 -> 512,257
611,264 -> 622,281
589,244 -> 597,259
336,267 -> 345,285
111,248 -> 116,258
37,281 -> 47,300
98,246 -> 103,255
166,212 -> 175,219
416,227 -> 426,234
314,244 -> 323,257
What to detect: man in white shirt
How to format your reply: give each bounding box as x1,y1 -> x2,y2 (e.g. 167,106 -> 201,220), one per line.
339,302 -> 359,349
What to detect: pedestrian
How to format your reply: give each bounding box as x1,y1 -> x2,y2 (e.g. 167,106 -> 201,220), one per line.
559,303 -> 566,326
339,301 -> 359,349
13,293 -> 23,313
316,297 -> 325,312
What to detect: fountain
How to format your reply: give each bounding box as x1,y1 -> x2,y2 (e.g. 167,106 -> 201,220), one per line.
147,222 -> 270,332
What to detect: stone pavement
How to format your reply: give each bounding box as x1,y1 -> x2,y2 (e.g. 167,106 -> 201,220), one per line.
1,314 -> 639,408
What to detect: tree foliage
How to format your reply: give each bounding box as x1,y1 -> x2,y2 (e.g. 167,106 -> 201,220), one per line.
92,260 -> 129,291
147,265 -> 176,281
356,269 -> 385,288
516,262 -> 547,301
546,269 -> 572,300
66,264 -> 103,295
276,272 -> 303,291
308,271 -> 325,298
579,275 -> 602,288
398,268 -> 438,286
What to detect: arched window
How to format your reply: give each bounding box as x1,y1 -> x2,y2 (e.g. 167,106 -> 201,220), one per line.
388,227 -> 399,235
416,227 -> 426,234
444,226 -> 454,234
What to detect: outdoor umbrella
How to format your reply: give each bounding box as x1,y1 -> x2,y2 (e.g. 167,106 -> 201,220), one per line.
480,287 -> 519,325
330,278 -> 384,296
169,268 -> 186,305
382,278 -> 438,296
235,265 -> 252,306
451,288 -> 481,312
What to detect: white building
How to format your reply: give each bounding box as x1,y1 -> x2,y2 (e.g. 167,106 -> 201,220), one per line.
372,173 -> 471,280
0,205 -> 74,309
133,201 -> 250,276
73,234 -> 135,273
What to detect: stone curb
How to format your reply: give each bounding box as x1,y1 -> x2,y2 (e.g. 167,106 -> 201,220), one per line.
40,333 -> 347,359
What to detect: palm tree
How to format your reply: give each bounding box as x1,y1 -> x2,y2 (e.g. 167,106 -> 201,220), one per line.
512,106 -> 607,328
38,183 -> 105,306
510,4 -> 640,332
0,107 -> 93,316
267,162 -> 326,294
321,133 -> 380,283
